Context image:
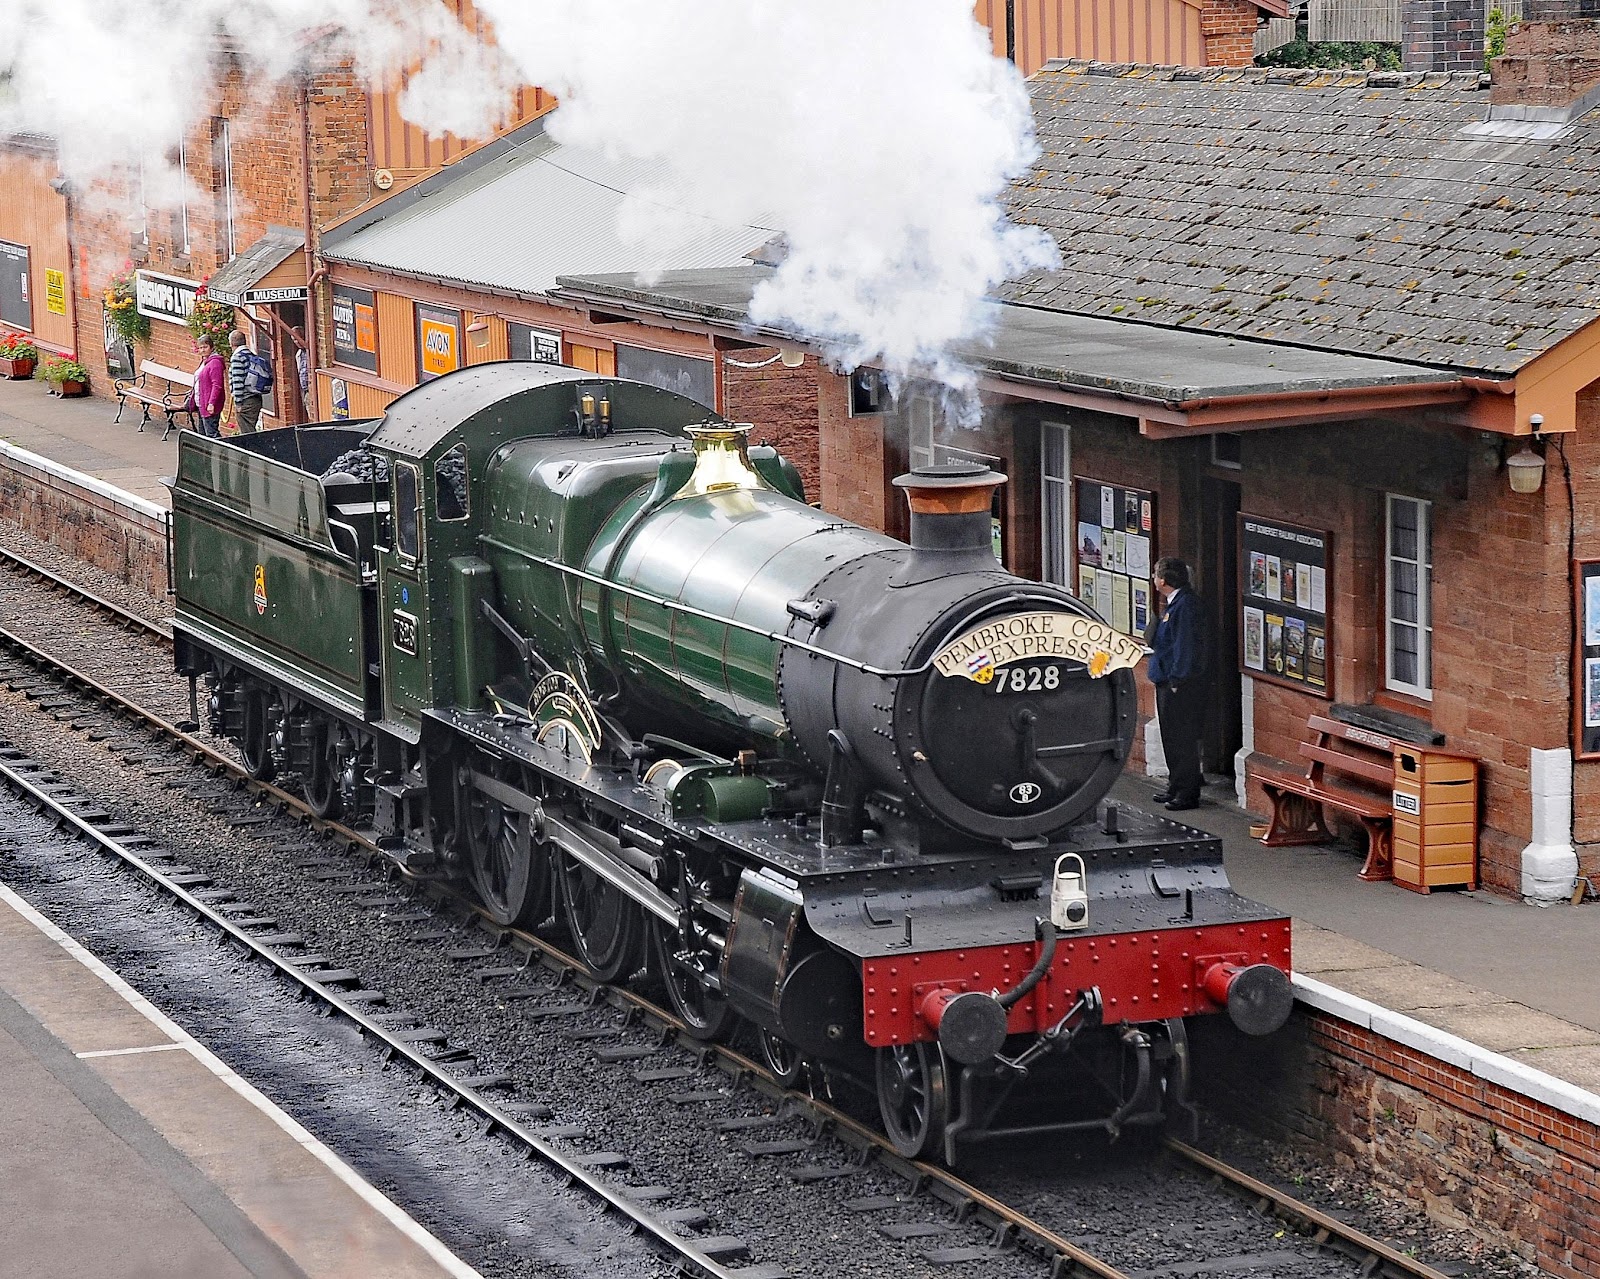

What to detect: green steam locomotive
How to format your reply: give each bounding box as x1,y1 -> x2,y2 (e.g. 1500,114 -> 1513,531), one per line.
171,364 -> 1292,1163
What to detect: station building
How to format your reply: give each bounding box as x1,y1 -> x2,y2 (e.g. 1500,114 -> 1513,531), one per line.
547,22 -> 1600,901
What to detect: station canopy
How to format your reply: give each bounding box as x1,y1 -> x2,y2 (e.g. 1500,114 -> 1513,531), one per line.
206,228 -> 308,307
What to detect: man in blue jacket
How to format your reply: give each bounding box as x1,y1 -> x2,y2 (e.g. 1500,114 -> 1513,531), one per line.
1147,557 -> 1208,811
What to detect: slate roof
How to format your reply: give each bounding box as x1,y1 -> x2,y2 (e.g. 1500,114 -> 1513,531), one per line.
1001,61 -> 1600,376
555,265 -> 1461,403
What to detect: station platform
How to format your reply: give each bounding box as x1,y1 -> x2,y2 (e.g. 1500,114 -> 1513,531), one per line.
0,881 -> 481,1279
1,374 -> 1596,1105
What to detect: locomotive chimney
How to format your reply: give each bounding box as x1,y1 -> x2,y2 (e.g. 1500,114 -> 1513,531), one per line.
893,461 -> 1007,558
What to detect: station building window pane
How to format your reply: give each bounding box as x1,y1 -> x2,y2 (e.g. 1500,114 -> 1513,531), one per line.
1386,494 -> 1432,699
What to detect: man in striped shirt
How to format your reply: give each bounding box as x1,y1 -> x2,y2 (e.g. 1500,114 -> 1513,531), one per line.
228,330 -> 263,434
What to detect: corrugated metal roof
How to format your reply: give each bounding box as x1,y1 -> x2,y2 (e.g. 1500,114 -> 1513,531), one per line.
321,133 -> 775,296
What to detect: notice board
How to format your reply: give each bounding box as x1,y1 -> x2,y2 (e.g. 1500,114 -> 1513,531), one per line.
1073,478 -> 1156,637
1576,560 -> 1600,758
1239,515 -> 1331,697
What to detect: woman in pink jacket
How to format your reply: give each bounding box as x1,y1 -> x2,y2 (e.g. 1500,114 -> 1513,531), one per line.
192,336 -> 225,438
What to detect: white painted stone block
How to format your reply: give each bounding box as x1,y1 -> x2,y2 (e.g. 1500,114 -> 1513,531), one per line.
1522,746 -> 1576,903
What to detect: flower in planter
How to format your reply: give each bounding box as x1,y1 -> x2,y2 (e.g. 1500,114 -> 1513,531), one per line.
0,330 -> 39,361
104,263 -> 151,346
38,354 -> 90,387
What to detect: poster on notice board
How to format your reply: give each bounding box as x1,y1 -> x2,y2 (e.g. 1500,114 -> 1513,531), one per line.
1239,515 -> 1332,699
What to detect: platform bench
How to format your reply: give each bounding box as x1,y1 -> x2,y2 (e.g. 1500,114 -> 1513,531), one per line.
1251,715 -> 1399,883
113,360 -> 196,440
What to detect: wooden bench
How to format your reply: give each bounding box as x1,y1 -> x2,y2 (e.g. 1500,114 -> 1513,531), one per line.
1252,715 -> 1401,882
113,360 -> 196,440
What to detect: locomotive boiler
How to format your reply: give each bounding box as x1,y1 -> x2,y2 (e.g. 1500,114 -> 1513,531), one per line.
171,364 -> 1293,1163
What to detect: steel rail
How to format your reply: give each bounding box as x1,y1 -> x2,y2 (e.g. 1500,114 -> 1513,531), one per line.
0,559 -> 1463,1279
0,546 -> 171,640
1166,1140 -> 1457,1279
0,745 -> 751,1279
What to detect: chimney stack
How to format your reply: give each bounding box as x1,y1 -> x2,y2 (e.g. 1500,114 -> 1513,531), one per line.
1402,0 -> 1486,73
1490,13 -> 1600,123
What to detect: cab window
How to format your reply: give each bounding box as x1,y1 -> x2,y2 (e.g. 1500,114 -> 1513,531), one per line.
395,462 -> 420,560
436,443 -> 469,521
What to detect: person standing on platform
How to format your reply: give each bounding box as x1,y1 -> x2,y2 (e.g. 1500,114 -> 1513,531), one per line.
1147,556 -> 1208,811
228,330 -> 263,434
192,336 -> 225,438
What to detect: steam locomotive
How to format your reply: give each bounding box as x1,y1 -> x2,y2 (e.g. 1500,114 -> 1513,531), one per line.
171,364 -> 1293,1163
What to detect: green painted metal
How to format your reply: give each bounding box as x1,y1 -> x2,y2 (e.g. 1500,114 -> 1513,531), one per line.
449,556 -> 497,711
171,439 -> 367,715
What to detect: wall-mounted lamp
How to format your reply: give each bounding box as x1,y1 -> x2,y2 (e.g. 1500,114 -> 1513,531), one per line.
1505,414 -> 1545,494
724,343 -> 809,370
778,345 -> 806,368
467,316 -> 493,351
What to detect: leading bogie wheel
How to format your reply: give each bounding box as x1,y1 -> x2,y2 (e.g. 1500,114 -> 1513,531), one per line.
759,1029 -> 806,1088
556,847 -> 643,983
238,687 -> 276,781
461,758 -> 550,928
650,922 -> 735,1041
876,1042 -> 949,1161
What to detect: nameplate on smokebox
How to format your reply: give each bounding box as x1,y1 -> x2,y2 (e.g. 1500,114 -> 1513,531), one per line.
933,612 -> 1147,683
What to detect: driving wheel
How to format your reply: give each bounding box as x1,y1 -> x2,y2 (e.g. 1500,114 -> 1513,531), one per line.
876,1042 -> 948,1161
650,922 -> 735,1040
301,717 -> 342,818
556,847 -> 642,982
461,757 -> 550,928
238,687 -> 276,782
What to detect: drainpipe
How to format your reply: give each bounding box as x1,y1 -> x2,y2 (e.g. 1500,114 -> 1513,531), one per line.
299,76 -> 322,414
1006,0 -> 1016,63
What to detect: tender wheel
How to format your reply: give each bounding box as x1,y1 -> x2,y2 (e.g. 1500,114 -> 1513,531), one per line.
556,848 -> 643,982
461,758 -> 550,928
876,1042 -> 948,1161
759,1029 -> 805,1088
301,718 -> 342,818
650,922 -> 735,1041
238,687 -> 276,781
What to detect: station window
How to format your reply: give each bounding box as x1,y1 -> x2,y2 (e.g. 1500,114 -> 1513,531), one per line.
849,369 -> 886,416
1211,433 -> 1243,469
1386,494 -> 1432,699
907,394 -> 936,469
1040,423 -> 1071,585
436,444 -> 469,521
395,463 -> 421,561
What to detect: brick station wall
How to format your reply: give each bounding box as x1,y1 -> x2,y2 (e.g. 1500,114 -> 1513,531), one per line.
1195,1008 -> 1600,1277
0,449 -> 167,597
721,349 -> 821,501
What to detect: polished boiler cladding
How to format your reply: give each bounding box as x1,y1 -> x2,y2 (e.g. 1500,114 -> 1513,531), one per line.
170,364 -> 1295,1165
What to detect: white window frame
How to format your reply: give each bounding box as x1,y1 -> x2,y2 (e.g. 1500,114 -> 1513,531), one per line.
135,155 -> 149,245
1385,493 -> 1433,700
219,119 -> 237,259
1040,422 -> 1071,585
907,394 -> 936,470
177,135 -> 190,256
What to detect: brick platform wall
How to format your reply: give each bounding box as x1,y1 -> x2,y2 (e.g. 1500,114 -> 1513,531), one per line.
818,371 -> 898,532
1196,1006 -> 1600,1276
0,448 -> 167,597
722,350 -> 821,500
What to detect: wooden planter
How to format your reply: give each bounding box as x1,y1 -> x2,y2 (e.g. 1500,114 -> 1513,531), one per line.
53,379 -> 89,397
0,356 -> 36,379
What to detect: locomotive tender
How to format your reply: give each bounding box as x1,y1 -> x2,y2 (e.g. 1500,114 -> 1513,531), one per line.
171,364 -> 1293,1163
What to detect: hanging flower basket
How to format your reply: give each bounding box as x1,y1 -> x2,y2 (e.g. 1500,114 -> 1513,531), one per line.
187,281 -> 237,350
104,263 -> 151,347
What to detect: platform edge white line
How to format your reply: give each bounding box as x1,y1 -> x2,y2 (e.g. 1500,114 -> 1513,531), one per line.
0,882 -> 484,1279
1294,973 -> 1600,1127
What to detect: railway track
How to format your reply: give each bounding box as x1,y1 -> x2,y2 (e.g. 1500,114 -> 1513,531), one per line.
0,546 -> 1466,1279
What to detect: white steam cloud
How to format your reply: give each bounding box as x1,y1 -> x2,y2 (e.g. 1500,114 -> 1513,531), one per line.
479,0 -> 1057,413
3,0 -> 1053,410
